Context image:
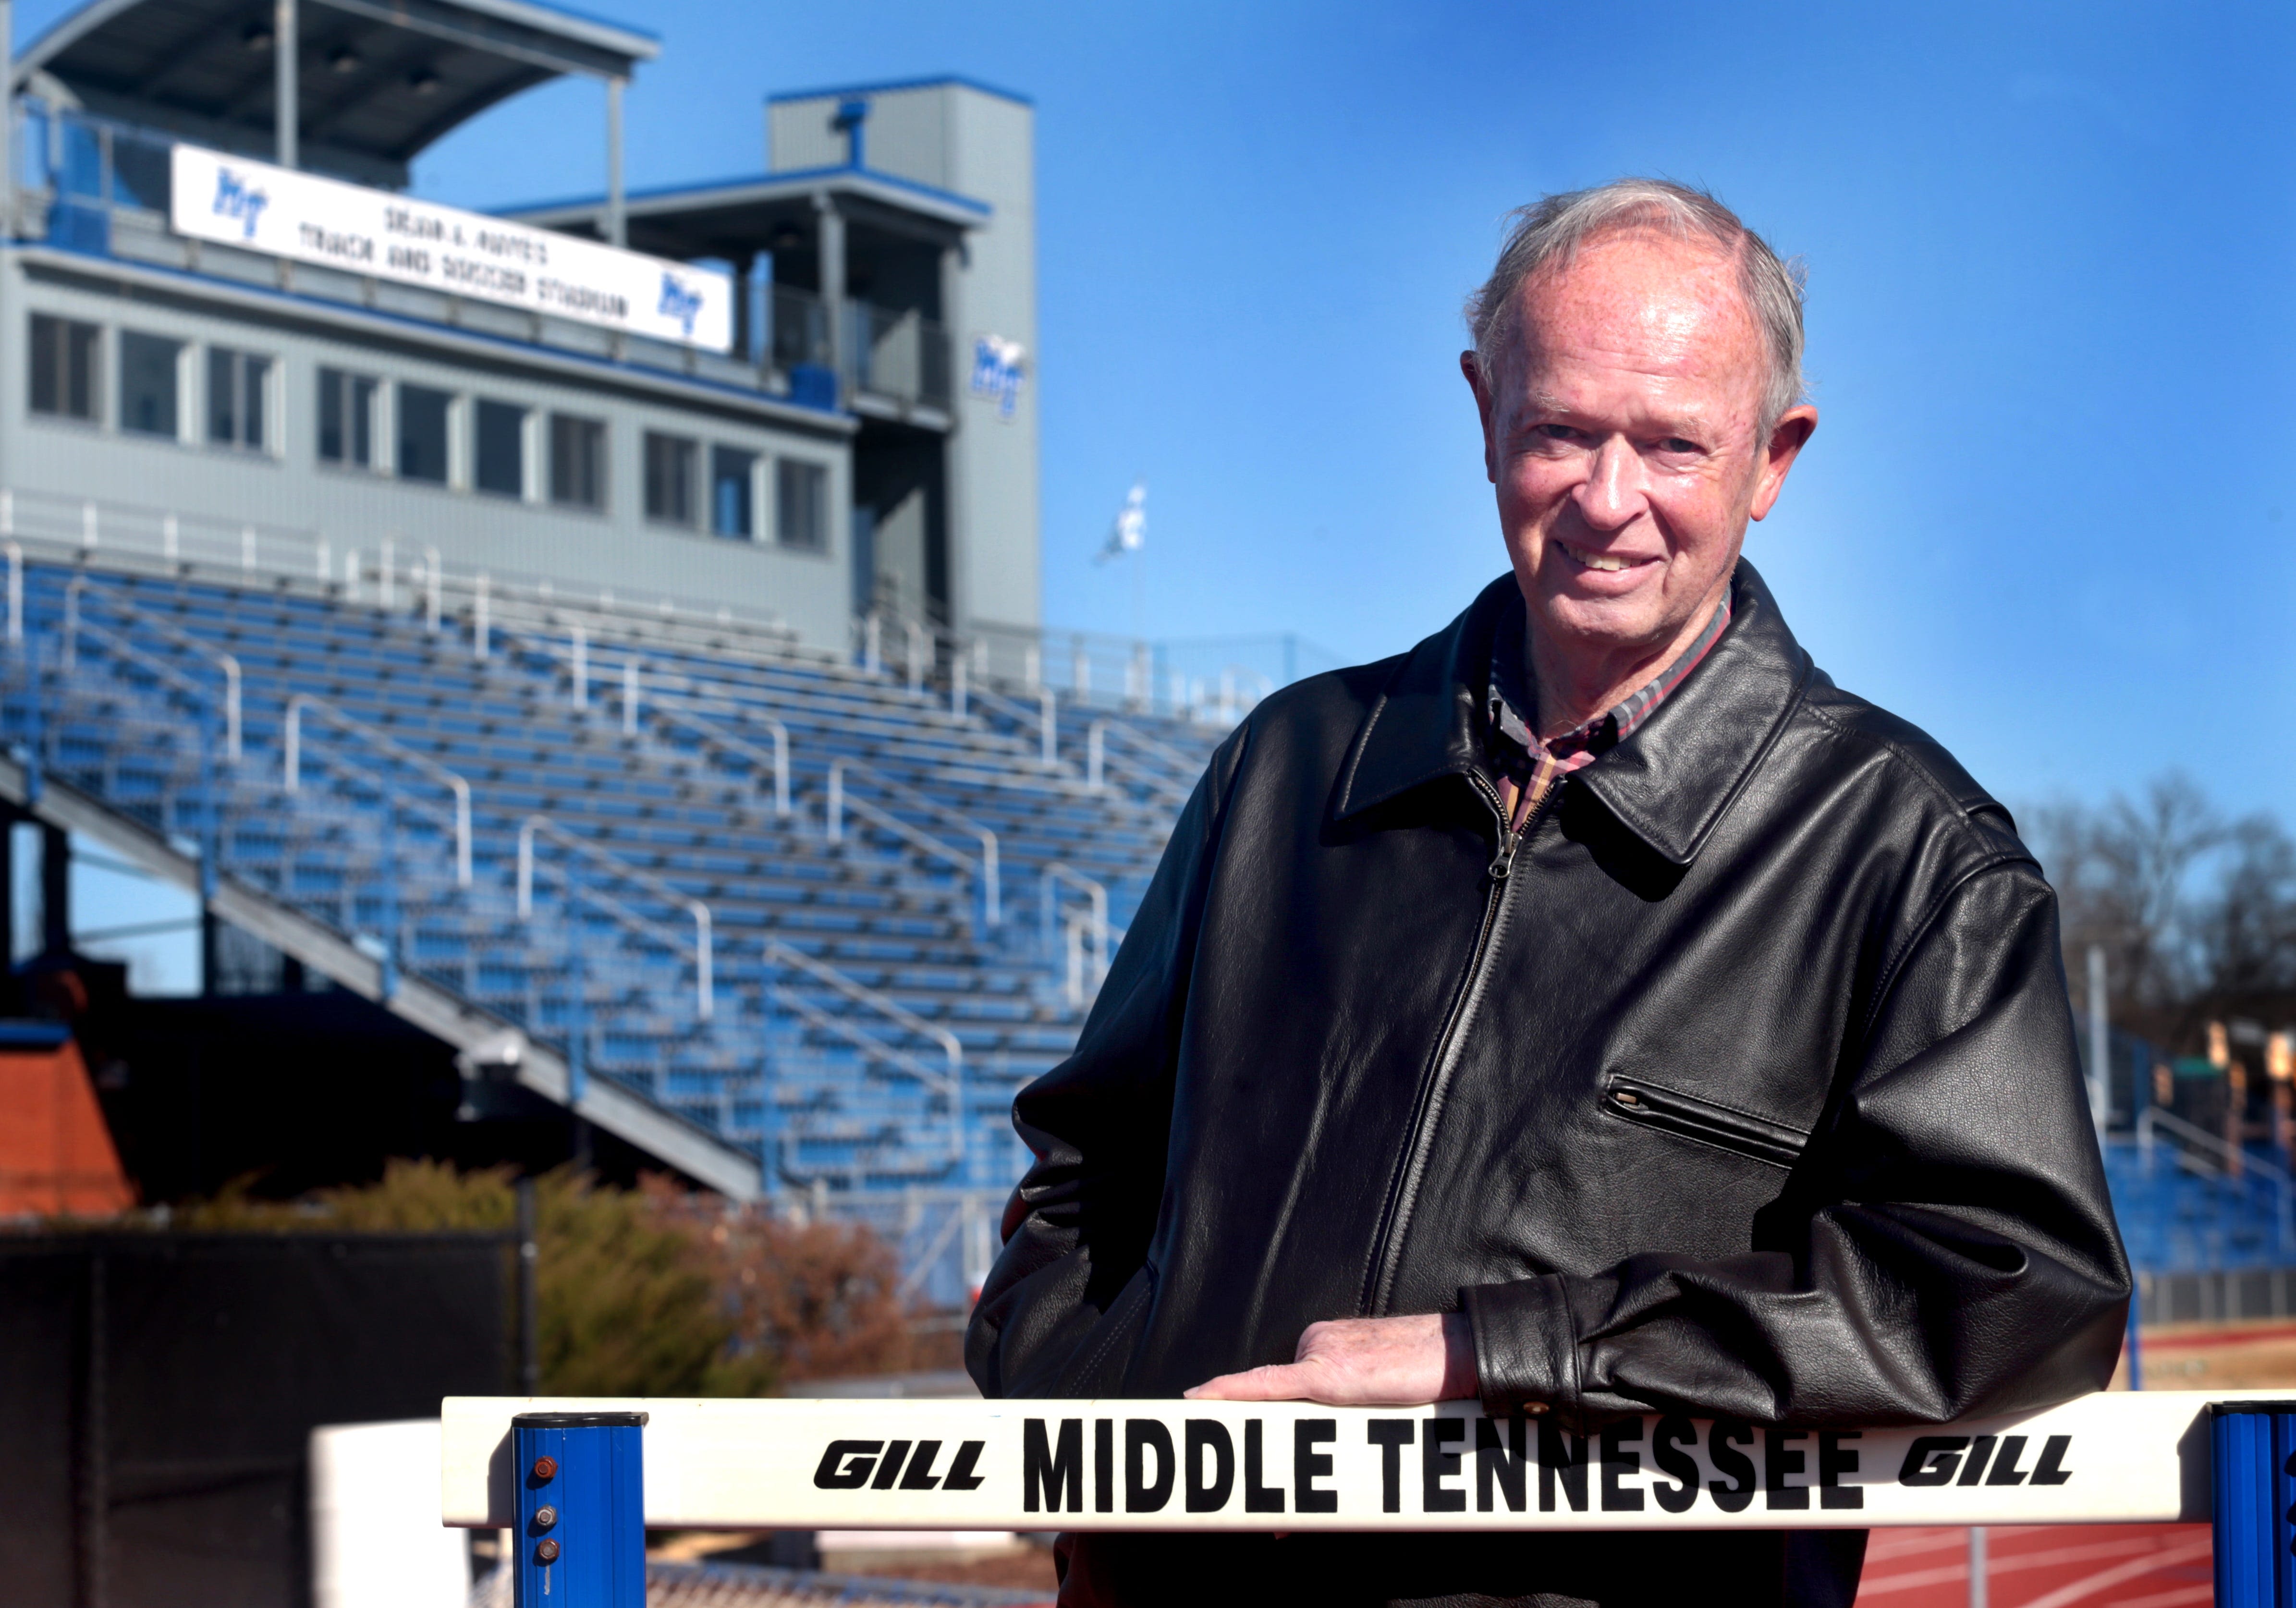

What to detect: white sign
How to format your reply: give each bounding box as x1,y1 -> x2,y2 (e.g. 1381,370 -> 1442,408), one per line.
171,146 -> 731,351
442,1390 -> 2227,1533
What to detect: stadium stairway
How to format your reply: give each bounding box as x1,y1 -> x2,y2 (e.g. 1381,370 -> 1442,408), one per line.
0,555 -> 1224,1209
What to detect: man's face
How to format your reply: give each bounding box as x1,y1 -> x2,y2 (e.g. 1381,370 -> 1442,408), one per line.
1466,229 -> 1815,670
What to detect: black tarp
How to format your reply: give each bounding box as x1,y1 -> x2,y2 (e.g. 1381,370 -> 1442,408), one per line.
0,1232 -> 510,1608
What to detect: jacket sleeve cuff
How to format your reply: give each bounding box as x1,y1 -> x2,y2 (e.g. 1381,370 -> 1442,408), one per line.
1462,1275 -> 1579,1419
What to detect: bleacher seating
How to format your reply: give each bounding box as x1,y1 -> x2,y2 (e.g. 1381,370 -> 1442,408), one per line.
0,557 -> 1224,1196
2102,1138 -> 2296,1274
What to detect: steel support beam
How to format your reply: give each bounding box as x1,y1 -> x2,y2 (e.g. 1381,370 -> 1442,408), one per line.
275,0 -> 298,169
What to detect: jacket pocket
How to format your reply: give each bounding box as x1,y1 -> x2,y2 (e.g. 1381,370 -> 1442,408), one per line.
1599,1074 -> 1809,1169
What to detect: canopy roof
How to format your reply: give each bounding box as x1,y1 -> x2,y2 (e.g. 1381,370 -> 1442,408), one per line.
509,166 -> 988,263
17,0 -> 656,186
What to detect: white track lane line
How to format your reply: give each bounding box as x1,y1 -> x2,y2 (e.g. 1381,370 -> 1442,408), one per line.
1864,1529 -> 1968,1563
2106,1588 -> 2212,1608
2010,1539 -> 2214,1608
1858,1535 -> 2185,1597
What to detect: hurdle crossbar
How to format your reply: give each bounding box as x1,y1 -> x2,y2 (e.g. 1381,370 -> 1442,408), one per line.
456,1393 -> 2296,1608
442,1391 -> 2265,1535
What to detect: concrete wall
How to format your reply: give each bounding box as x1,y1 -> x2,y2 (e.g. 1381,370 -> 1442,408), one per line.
0,255 -> 857,650
770,81 -> 1041,634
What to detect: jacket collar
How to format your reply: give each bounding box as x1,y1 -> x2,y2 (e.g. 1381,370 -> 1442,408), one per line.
1334,559 -> 1814,868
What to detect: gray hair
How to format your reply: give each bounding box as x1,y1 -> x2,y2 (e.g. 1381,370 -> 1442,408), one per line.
1465,179 -> 1807,432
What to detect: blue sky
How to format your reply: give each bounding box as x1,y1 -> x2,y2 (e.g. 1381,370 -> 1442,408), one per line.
21,0 -> 2296,827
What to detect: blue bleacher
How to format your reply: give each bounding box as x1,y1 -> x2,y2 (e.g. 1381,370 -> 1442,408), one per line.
2102,1138 -> 2296,1274
0,559 -> 1223,1194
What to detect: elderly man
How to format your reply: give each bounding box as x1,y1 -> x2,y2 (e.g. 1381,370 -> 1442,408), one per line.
967,180 -> 2129,1608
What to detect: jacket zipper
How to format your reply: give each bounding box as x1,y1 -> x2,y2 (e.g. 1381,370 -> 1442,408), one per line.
1360,770 -> 1546,1316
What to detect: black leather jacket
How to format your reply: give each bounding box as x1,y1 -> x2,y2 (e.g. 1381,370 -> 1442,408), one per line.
969,562 -> 2129,1435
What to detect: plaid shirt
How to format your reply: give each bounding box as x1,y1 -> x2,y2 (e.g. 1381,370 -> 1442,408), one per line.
1486,595 -> 1731,829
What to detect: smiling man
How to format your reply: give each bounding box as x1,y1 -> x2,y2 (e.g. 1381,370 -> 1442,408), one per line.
968,181 -> 2130,1608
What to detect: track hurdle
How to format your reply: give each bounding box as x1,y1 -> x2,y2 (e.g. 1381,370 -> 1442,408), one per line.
443,1393 -> 2296,1606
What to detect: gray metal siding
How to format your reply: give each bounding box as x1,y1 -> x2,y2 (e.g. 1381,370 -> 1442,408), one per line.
1,256 -> 855,650
769,82 -> 1042,634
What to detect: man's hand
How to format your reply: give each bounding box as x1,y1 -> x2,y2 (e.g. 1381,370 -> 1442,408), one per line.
1183,1313 -> 1479,1405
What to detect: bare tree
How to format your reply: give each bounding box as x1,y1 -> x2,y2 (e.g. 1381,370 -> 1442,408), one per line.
2192,814 -> 2296,1010
2026,772 -> 2223,1025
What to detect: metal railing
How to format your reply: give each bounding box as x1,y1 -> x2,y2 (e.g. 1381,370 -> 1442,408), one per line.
63,577 -> 242,760
516,813 -> 714,1021
653,700 -> 792,818
765,937 -> 969,1182
283,694 -> 473,888
1040,862 -> 1110,1005
1,486 -> 1255,767
506,630 -> 794,818
1087,718 -> 1197,807
845,300 -> 953,410
826,758 -> 1001,926
970,684 -> 1067,772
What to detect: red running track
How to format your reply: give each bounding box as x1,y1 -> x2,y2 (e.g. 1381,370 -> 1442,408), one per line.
1856,1525 -> 2212,1608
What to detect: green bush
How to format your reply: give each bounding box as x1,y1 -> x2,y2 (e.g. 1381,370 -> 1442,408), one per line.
176,1159 -> 769,1397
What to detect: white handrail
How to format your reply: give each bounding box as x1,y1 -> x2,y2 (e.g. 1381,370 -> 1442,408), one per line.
1041,861 -> 1110,993
58,614 -> 217,713
70,579 -> 243,761
1096,713 -> 1202,775
4,540 -> 18,645
516,813 -> 714,1020
0,485 -> 806,658
966,683 -> 1085,782
826,758 -> 1001,925
776,989 -> 959,1102
651,700 -> 791,816
284,694 -> 473,887
765,937 -> 961,1081
1087,718 -> 1196,805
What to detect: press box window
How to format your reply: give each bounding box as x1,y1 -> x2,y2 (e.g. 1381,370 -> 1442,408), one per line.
550,414 -> 605,510
318,368 -> 379,469
475,400 -> 526,498
644,432 -> 698,526
776,459 -> 828,552
397,384 -> 452,484
711,447 -> 757,539
207,347 -> 270,451
29,315 -> 100,422
119,332 -> 182,439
